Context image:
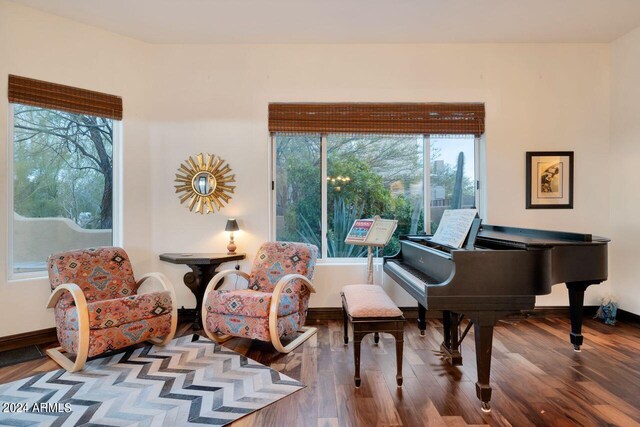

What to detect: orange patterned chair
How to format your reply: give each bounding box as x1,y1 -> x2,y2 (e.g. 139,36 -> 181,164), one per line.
46,247 -> 177,372
202,241 -> 318,353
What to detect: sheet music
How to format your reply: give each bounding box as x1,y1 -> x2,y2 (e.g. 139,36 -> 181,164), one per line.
345,218 -> 398,247
431,209 -> 478,248
366,219 -> 397,246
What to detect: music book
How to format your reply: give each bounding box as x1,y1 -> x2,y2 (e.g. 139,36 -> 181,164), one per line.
431,209 -> 478,248
345,217 -> 398,247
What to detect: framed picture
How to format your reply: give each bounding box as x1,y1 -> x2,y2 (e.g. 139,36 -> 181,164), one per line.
526,151 -> 574,209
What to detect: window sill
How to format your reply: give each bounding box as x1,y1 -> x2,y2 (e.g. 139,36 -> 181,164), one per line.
316,258 -> 383,267
8,272 -> 49,283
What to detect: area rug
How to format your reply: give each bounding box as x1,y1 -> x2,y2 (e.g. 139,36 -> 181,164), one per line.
0,334 -> 304,426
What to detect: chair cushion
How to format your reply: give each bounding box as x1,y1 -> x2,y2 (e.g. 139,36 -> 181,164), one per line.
342,284 -> 403,318
48,247 -> 137,303
206,289 -> 299,318
57,313 -> 173,357
205,312 -> 300,342
54,291 -> 172,331
247,242 -> 318,293
87,291 -> 173,329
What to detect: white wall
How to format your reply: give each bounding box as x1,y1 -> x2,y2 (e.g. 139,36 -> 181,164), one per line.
0,1 -> 153,336
610,26 -> 640,315
0,1 -> 618,337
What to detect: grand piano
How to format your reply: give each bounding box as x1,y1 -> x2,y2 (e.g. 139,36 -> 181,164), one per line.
383,223 -> 609,412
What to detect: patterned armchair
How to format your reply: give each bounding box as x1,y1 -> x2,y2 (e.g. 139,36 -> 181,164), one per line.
46,247 -> 177,372
202,242 -> 318,353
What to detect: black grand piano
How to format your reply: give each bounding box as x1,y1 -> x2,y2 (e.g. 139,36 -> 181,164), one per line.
383,223 -> 609,412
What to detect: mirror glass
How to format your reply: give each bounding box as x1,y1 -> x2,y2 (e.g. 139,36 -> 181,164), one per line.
192,172 -> 217,196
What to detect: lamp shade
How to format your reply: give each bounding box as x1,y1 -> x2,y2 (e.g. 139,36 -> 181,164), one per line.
225,219 -> 239,232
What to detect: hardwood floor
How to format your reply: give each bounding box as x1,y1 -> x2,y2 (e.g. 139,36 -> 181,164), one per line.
1,316 -> 639,426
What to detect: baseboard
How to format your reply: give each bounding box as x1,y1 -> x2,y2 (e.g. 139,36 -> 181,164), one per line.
0,327 -> 57,352
618,308 -> 640,324
307,305 -> 602,322
520,305 -> 598,319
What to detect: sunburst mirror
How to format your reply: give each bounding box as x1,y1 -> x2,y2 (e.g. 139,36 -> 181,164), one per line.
174,153 -> 236,214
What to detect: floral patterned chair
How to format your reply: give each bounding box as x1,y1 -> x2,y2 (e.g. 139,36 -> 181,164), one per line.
46,247 -> 177,372
202,242 -> 318,353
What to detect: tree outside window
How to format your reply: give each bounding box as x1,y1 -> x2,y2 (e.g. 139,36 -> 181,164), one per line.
11,104 -> 114,274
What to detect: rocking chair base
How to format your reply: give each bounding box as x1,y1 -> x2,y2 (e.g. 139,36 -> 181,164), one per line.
272,326 -> 317,353
46,346 -> 86,373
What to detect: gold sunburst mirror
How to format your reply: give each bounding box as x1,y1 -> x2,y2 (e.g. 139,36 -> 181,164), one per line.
174,153 -> 236,214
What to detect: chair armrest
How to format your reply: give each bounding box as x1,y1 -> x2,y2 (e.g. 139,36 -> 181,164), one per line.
200,269 -> 250,324
269,274 -> 316,319
137,272 -> 176,297
46,284 -> 90,370
268,274 -> 316,352
47,283 -> 88,311
136,272 -> 178,345
204,269 -> 250,294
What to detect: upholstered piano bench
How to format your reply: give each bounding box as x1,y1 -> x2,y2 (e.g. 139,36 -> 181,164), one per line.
341,284 -> 406,387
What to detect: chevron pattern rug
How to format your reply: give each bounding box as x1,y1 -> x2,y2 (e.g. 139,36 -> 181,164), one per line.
0,334 -> 304,426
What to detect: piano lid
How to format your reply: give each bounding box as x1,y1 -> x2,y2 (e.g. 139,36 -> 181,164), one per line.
478,224 -> 610,248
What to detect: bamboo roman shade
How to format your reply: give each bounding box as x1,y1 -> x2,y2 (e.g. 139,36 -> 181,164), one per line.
8,75 -> 123,120
269,103 -> 484,136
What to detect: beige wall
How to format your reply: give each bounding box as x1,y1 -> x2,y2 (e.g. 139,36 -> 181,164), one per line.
610,26 -> 640,315
0,0 -> 624,337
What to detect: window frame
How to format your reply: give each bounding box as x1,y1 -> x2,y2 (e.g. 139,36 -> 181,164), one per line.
6,103 -> 122,281
270,133 -> 482,263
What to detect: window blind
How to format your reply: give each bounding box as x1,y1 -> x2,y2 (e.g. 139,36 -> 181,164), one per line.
8,75 -> 123,120
268,103 -> 484,136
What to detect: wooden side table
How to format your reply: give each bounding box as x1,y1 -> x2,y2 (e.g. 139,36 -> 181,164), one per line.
159,253 -> 246,329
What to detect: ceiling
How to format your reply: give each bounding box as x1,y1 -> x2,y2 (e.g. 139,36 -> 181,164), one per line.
9,0 -> 640,44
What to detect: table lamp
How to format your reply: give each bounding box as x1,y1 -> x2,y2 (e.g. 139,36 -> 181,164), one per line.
225,218 -> 239,254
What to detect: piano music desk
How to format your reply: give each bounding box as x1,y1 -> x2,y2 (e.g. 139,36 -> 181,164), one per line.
341,285 -> 406,387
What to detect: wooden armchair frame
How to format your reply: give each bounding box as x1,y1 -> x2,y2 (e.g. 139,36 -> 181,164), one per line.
201,270 -> 317,353
46,272 -> 178,372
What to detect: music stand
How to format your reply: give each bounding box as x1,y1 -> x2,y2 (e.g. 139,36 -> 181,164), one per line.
345,216 -> 398,284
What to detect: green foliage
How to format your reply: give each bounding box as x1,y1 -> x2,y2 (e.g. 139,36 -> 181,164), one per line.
13,105 -> 113,229
275,136 -> 322,245
276,135 -> 425,258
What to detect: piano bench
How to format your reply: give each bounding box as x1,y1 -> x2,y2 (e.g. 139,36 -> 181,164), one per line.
341,285 -> 406,387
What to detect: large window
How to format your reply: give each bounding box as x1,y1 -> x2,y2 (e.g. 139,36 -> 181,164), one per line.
9,104 -> 118,275
273,134 -> 478,259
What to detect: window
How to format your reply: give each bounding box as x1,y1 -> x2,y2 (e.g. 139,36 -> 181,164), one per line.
9,104 -> 118,275
273,134 -> 479,259
7,75 -> 122,278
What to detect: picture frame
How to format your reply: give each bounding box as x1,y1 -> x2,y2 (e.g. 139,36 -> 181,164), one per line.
526,151 -> 574,209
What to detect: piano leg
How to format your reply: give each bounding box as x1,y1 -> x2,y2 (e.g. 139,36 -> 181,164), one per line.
417,303 -> 427,336
442,310 -> 451,346
441,311 -> 463,365
566,281 -> 592,352
471,312 -> 498,413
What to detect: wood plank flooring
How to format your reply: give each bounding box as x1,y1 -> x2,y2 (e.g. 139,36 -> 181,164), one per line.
1,316 -> 639,426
